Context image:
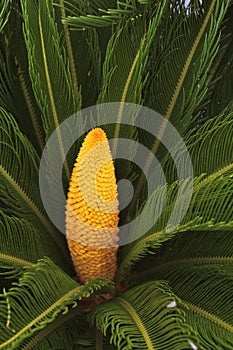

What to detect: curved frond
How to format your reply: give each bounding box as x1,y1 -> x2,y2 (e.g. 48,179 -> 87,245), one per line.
129,0 -> 231,216
131,230 -> 233,285
156,267 -> 233,349
189,112 -> 233,175
0,7 -> 45,154
90,280 -> 198,350
117,165 -> 233,281
21,0 -> 82,181
23,320 -> 78,350
117,101 -> 233,280
0,211 -> 69,277
128,232 -> 233,349
163,111 -> 233,181
0,258 -> 114,349
147,0 -> 230,133
55,0 -> 102,108
98,2 -> 167,105
21,0 -> 78,138
97,3 -> 167,178
0,107 -> 68,259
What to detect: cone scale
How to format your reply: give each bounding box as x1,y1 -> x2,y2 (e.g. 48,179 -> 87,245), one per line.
65,128 -> 119,283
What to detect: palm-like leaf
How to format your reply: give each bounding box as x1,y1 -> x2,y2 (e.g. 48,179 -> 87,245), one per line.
21,0 -> 78,138
63,1 -> 137,29
90,280 -> 198,349
117,108 -> 233,280
0,0 -> 232,348
0,107 -> 68,262
0,258 -> 113,349
21,0 -> 81,184
155,267 -> 233,349
0,6 -> 44,154
0,211 -> 69,277
124,228 -> 233,349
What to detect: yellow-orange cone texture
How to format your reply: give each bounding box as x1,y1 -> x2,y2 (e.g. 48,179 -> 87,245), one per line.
65,128 -> 119,283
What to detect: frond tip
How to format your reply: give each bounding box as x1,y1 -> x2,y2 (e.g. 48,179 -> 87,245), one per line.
66,128 -> 119,283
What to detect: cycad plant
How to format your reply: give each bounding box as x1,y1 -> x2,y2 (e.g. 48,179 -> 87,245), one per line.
0,0 -> 233,349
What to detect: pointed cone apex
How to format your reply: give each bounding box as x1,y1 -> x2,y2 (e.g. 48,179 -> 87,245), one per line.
65,128 -> 119,283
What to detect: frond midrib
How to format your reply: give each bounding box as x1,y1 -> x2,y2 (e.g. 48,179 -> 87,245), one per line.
194,162 -> 233,192
183,301 -> 233,333
118,161 -> 233,280
156,256 -> 233,272
131,0 -> 219,206
134,257 -> 233,281
0,164 -> 49,230
0,253 -> 32,268
165,0 -> 217,122
38,6 -> 70,180
0,164 -> 67,256
115,297 -> 155,350
0,285 -> 83,348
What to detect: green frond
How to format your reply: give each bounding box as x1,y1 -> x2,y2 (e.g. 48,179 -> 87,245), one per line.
184,170 -> 232,226
63,27 -> 101,108
204,5 -> 233,116
126,0 -> 232,216
162,111 -> 233,181
117,165 -> 232,281
189,112 -> 233,175
0,107 -> 42,217
117,106 -> 233,279
63,2 -> 137,29
142,231 -> 233,276
89,280 -> 198,350
21,0 -> 78,137
54,0 -> 102,107
137,0 -> 154,4
154,267 -> 233,349
0,7 -> 45,154
128,232 -> 233,349
0,1 -> 232,348
131,230 -> 233,283
55,0 -> 117,18
57,0 -> 81,106
98,2 -> 168,105
0,211 -> 69,278
0,0 -> 10,33
21,0 -> 82,180
96,3 -> 168,178
0,258 -> 114,349
15,61 -> 45,153
145,0 -> 230,137
0,107 -> 68,260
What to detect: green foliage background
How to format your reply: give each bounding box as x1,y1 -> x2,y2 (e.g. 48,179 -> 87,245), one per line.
0,0 -> 233,349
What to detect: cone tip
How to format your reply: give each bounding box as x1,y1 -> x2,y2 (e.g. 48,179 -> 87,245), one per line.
88,128 -> 106,141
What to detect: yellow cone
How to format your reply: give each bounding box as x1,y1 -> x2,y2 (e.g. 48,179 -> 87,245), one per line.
65,128 -> 119,283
